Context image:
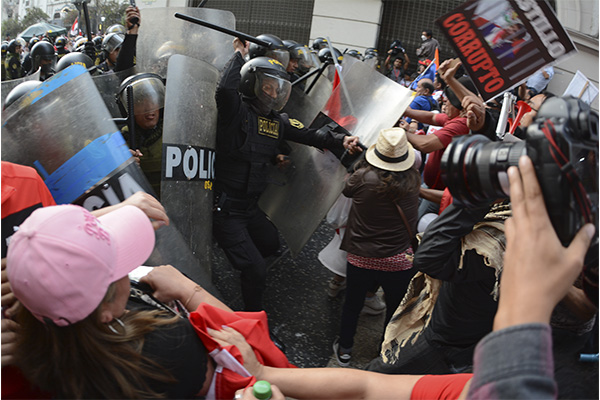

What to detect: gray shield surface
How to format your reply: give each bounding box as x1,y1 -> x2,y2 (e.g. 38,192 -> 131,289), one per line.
92,67 -> 137,118
1,64 -> 220,295
282,74 -> 332,126
137,7 -> 235,77
1,69 -> 41,109
161,54 -> 219,271
259,60 -> 414,256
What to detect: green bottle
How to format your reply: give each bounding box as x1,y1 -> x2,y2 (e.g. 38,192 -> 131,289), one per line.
252,380 -> 272,400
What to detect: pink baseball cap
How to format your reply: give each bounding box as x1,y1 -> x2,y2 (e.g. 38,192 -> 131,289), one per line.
7,204 -> 155,326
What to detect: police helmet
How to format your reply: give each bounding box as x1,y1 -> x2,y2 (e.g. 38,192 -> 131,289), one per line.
312,37 -> 328,51
31,41 -> 57,73
3,80 -> 42,110
106,24 -> 127,35
1,43 -> 7,58
318,47 -> 343,64
92,35 -> 103,50
282,39 -> 299,52
55,36 -> 67,49
29,37 -> 40,49
346,49 -> 363,60
74,37 -> 88,50
56,52 -> 95,72
288,44 -> 315,72
7,39 -> 21,53
102,33 -> 124,54
248,34 -> 290,69
116,73 -> 166,118
365,47 -> 378,56
239,56 -> 291,112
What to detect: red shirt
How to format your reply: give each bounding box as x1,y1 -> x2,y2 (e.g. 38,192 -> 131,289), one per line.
422,114 -> 469,190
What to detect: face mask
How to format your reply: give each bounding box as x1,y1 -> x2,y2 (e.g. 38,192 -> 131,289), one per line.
421,35 -> 428,41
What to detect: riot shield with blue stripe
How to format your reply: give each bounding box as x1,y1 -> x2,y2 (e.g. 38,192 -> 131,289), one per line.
1,65 -> 219,295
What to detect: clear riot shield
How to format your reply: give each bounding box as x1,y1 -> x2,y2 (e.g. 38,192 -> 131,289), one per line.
161,54 -> 219,269
137,7 -> 235,77
1,69 -> 41,109
282,72 -> 332,126
1,65 -> 221,296
259,60 -> 414,257
92,67 -> 137,118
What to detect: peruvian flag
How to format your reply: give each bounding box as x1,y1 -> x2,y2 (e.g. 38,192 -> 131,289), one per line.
70,17 -> 78,35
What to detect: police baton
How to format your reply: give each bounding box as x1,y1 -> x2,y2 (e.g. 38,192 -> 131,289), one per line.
81,0 -> 93,42
174,13 -> 271,48
126,85 -> 136,150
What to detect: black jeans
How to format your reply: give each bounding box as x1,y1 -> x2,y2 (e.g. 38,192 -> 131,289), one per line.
339,262 -> 415,350
212,204 -> 279,311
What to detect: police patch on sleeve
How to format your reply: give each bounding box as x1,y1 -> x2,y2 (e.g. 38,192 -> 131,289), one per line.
289,118 -> 304,129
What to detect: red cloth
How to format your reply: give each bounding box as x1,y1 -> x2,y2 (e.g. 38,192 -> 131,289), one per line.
2,162 -> 55,400
410,373 -> 473,400
422,115 -> 469,190
1,161 -> 55,220
439,188 -> 453,214
189,304 -> 295,400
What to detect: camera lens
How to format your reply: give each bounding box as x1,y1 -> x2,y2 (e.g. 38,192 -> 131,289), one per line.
441,134 -> 526,206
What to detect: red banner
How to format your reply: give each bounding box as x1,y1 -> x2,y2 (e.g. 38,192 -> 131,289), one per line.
435,0 -> 576,101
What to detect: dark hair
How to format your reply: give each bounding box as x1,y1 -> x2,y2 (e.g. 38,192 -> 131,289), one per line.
424,29 -> 433,37
420,80 -> 435,95
354,159 -> 421,199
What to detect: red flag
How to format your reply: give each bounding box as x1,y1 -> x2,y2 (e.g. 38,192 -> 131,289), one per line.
70,18 -> 78,36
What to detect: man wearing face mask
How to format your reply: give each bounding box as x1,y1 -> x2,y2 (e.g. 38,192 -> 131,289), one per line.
416,29 -> 440,63
213,38 -> 362,312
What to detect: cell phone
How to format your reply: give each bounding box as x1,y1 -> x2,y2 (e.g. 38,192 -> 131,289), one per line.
129,0 -> 139,26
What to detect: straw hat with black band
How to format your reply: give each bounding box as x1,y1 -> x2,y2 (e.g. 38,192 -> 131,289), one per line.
365,128 -> 415,172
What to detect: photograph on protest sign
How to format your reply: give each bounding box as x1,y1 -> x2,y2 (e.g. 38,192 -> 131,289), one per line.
436,0 -> 576,101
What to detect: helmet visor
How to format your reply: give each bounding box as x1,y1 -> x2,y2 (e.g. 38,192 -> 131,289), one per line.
120,76 -> 166,116
265,48 -> 290,70
295,46 -> 315,70
255,71 -> 291,112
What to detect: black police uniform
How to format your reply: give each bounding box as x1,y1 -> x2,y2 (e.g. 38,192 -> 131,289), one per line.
5,52 -> 23,80
214,52 -> 347,311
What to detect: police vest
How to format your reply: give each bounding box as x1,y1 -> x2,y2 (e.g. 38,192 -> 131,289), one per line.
216,104 -> 283,197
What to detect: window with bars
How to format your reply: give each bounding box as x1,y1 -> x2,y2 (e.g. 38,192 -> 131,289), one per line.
377,0 -> 465,74
193,0 -> 315,45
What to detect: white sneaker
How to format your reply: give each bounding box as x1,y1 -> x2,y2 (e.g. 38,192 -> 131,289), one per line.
361,294 -> 386,316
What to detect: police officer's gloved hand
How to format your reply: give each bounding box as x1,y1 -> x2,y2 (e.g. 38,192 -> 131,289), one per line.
83,41 -> 96,61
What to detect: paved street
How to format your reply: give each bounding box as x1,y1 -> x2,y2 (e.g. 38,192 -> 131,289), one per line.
211,219 -> 385,369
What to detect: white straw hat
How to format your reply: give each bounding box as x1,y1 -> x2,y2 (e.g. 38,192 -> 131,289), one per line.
365,127 -> 415,172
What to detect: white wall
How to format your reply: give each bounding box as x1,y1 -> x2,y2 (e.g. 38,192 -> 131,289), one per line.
309,0 -> 383,54
550,0 -> 599,111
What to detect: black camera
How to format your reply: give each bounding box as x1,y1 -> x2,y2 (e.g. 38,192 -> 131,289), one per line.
441,96 -> 598,246
389,40 -> 405,56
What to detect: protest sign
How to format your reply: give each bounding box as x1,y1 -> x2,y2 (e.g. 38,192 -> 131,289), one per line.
436,0 -> 576,101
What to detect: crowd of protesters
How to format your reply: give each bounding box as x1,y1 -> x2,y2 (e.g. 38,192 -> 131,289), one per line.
1,6 -> 597,400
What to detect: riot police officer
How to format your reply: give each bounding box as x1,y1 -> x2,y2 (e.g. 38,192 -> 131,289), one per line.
29,41 -> 56,81
5,39 -> 24,80
55,36 -> 70,59
116,73 -> 166,197
97,6 -> 140,73
213,38 -> 361,311
1,42 -> 7,81
21,37 -> 39,75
